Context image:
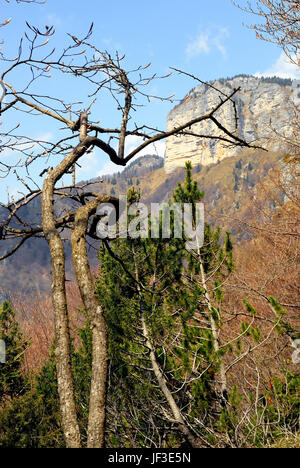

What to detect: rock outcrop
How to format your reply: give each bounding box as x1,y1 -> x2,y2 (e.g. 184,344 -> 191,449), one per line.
165,75 -> 300,173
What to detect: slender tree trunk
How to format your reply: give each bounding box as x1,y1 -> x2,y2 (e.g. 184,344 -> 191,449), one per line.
198,253 -> 228,402
71,196 -> 111,448
132,245 -> 202,448
140,312 -> 202,448
41,116 -> 95,447
42,174 -> 81,448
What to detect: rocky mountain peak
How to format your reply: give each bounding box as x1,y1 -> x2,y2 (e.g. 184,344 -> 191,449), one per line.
165,75 -> 298,173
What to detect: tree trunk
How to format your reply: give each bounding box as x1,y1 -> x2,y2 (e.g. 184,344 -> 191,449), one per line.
198,256 -> 228,403
132,245 -> 202,448
140,312 -> 202,448
42,174 -> 81,448
71,196 -> 111,448
41,133 -> 95,447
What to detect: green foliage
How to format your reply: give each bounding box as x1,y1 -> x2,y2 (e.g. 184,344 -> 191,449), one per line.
214,281 -> 223,303
94,169 -> 232,444
173,161 -> 204,207
0,164 -> 298,448
0,301 -> 28,402
240,321 -> 262,342
96,231 -> 186,446
260,76 -> 292,87
243,300 -> 257,317
269,297 -> 297,338
249,372 -> 300,447
0,347 -> 63,448
72,313 -> 93,431
0,309 -> 95,448
269,296 -> 286,318
224,232 -> 234,272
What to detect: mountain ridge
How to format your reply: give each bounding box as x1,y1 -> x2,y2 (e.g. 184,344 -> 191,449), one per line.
165,74 -> 299,173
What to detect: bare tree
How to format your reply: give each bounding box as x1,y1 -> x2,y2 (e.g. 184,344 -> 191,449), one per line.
0,22 -> 259,447
1,0 -> 46,29
232,1 -> 300,162
232,1 -> 300,63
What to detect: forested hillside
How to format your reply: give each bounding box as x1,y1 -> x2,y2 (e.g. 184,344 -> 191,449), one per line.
0,150 -> 282,296
0,162 -> 299,448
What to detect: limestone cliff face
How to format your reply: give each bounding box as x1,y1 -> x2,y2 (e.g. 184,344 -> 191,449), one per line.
165,76 -> 300,173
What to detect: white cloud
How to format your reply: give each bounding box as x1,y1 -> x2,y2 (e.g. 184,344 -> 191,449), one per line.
255,52 -> 300,79
97,160 -> 122,178
8,185 -> 23,201
77,149 -> 99,177
186,33 -> 210,59
214,28 -> 229,58
0,147 -> 13,159
0,132 -> 53,160
35,132 -> 53,143
45,14 -> 62,26
102,37 -> 123,52
186,27 -> 229,60
124,135 -> 165,159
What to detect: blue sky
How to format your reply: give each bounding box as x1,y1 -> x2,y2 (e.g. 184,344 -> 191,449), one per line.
1,0 -> 299,201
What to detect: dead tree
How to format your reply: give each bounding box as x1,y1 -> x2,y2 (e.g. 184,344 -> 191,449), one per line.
232,1 -> 300,64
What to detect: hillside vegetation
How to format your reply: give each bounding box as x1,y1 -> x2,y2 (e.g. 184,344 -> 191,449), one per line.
0,150 -> 281,296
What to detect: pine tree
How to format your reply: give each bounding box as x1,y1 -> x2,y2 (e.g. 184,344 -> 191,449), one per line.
0,314 -> 93,448
95,168 -> 236,446
0,301 -> 28,402
173,162 -> 234,405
